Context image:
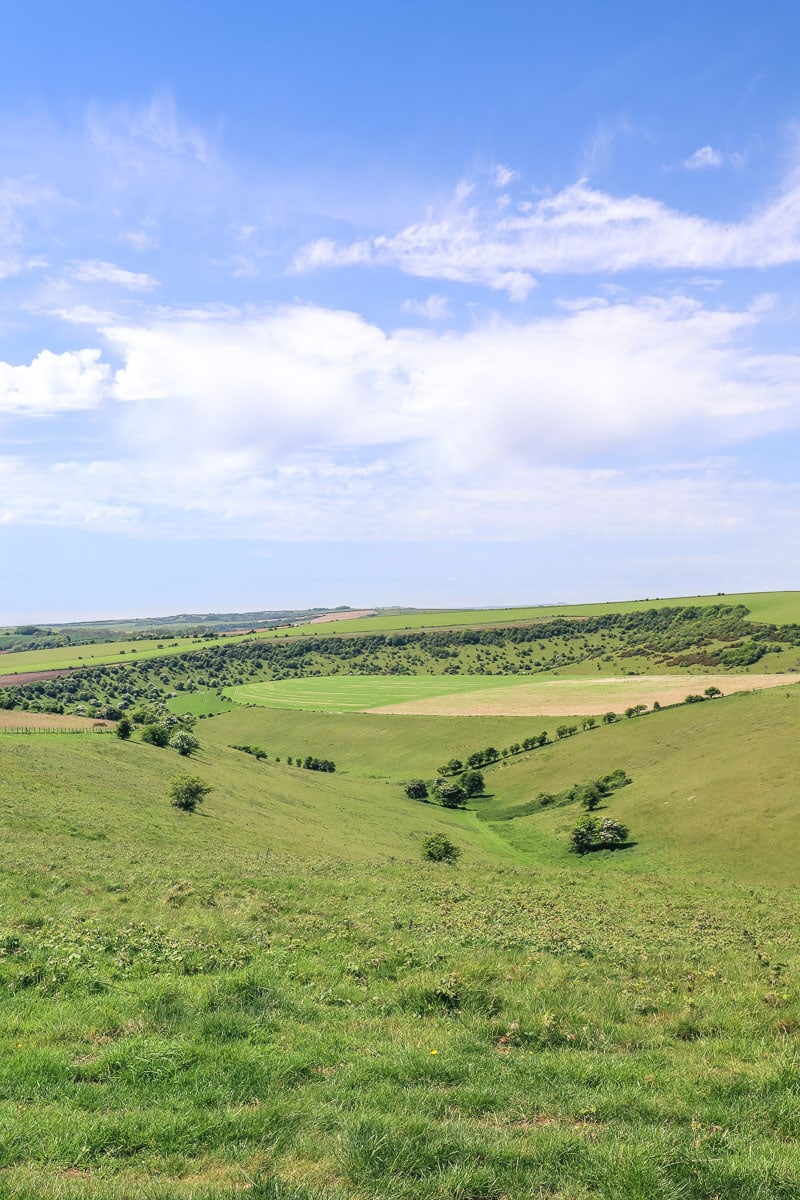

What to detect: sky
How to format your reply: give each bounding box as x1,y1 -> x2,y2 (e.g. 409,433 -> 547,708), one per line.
1,0 -> 800,621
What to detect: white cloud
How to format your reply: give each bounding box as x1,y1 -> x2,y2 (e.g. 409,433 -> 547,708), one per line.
3,294 -> 800,539
293,162 -> 800,294
400,294 -> 452,320
493,164 -> 517,188
0,349 -> 110,414
120,228 -> 158,251
71,259 -> 158,290
683,145 -> 723,170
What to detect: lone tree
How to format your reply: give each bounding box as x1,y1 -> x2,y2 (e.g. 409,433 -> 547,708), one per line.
116,717 -> 132,740
421,833 -> 461,863
405,779 -> 429,801
169,774 -> 212,813
169,731 -> 199,757
569,815 -> 630,854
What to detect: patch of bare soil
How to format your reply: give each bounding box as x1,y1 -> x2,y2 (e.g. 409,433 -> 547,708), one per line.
0,668 -> 71,686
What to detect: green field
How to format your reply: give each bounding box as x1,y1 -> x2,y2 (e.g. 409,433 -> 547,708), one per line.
259,589 -> 800,637
202,706 -> 558,780
3,685 -> 800,1197
0,633 -> 254,676
224,675 -> 517,711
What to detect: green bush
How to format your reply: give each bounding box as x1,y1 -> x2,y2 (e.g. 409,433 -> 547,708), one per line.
169,731 -> 199,757
141,722 -> 170,747
404,779 -> 429,801
169,774 -> 212,813
421,833 -> 461,863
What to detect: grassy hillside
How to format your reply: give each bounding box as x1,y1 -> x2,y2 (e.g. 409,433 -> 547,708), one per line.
2,706 -> 800,1197
4,590 -> 799,678
477,682 -> 800,884
201,706 -> 558,781
0,731 -> 510,865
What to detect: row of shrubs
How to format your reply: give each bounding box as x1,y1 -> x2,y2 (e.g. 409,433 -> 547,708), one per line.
230,743 -> 336,772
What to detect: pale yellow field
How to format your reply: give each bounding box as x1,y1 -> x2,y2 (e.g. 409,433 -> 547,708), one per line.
368,673 -> 798,716
0,711 -> 112,732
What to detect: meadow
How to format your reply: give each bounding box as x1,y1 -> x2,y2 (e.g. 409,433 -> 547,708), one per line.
2,688 -> 800,1198
4,601 -> 800,1198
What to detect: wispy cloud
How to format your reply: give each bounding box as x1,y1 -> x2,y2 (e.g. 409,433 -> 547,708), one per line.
293,162 -> 800,295
400,294 -> 452,320
71,259 -> 158,290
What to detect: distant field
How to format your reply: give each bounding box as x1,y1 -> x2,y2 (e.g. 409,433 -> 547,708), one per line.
224,675 -> 514,711
0,632 -> 250,676
0,711 -> 112,731
3,590 -> 798,676
373,673 -> 796,715
167,689 -> 242,717
224,672 -> 795,716
252,589 -> 800,638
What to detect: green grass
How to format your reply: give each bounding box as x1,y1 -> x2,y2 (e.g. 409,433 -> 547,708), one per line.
167,690 -> 242,717
224,675 -> 518,711
477,681 -> 800,884
258,589 -> 800,636
0,633 -> 254,676
4,686 -> 800,1196
201,706 -> 558,780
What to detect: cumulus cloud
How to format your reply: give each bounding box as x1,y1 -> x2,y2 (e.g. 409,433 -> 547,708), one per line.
102,298 -> 800,467
4,294 -> 800,540
0,349 -> 109,414
71,259 -> 158,290
683,145 -> 723,170
293,163 -> 800,294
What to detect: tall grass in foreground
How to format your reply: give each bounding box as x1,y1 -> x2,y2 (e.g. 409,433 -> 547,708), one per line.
1,844 -> 799,1199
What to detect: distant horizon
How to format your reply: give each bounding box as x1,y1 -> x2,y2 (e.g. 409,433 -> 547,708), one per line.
5,585 -> 798,629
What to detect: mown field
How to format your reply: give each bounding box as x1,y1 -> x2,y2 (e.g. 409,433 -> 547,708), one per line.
224,675 -> 516,712
2,682 -> 800,1197
223,672 -> 794,716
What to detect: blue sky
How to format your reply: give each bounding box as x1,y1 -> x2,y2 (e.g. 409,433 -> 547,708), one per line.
1,1 -> 799,620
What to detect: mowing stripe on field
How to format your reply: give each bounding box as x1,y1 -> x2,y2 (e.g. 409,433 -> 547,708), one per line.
223,675 -> 514,711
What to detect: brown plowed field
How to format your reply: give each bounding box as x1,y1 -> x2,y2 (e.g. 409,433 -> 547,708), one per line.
369,673 -> 799,716
0,668 -> 71,686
